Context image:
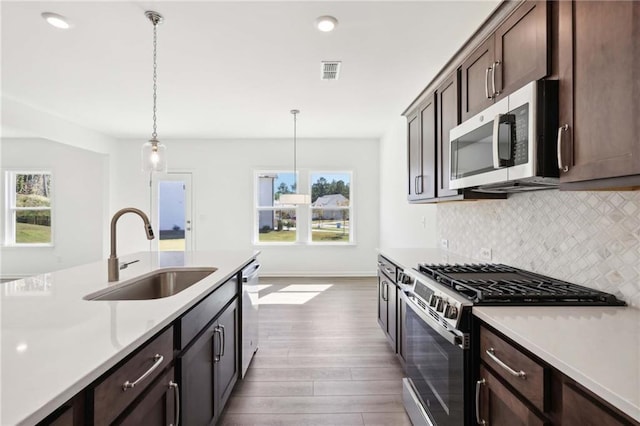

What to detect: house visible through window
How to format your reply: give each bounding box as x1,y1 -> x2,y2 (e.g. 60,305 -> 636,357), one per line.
256,172 -> 297,243
310,172 -> 351,243
5,172 -> 53,245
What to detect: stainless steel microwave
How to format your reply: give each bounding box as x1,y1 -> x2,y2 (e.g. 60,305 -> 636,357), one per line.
449,80 -> 559,193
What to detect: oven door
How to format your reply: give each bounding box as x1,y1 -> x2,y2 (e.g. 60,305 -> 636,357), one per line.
403,293 -> 467,426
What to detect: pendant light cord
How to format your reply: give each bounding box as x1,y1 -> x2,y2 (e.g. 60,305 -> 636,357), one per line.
152,20 -> 158,140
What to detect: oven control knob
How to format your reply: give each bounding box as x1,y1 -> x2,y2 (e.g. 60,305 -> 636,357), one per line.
436,299 -> 445,312
444,304 -> 458,319
429,295 -> 440,308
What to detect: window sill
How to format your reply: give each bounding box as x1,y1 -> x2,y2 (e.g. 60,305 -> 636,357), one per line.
2,243 -> 55,248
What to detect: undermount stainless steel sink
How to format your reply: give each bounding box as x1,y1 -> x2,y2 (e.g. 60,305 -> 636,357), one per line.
85,267 -> 217,301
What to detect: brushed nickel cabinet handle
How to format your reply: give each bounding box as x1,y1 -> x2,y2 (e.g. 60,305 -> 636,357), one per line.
122,354 -> 164,391
485,67 -> 492,99
486,348 -> 527,379
213,327 -> 221,363
169,380 -> 180,426
491,61 -> 501,97
476,378 -> 487,425
219,324 -> 226,358
557,124 -> 569,172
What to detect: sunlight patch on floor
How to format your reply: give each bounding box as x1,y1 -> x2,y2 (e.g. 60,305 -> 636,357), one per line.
258,292 -> 320,305
279,284 -> 333,292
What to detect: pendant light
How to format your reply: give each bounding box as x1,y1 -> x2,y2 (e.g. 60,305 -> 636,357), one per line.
141,11 -> 167,173
280,110 -> 311,205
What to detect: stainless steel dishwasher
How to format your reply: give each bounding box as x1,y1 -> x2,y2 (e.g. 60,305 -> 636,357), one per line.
241,260 -> 261,377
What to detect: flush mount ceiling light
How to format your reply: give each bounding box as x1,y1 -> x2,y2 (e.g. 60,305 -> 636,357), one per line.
141,11 -> 167,173
280,110 -> 311,205
315,15 -> 338,32
41,12 -> 72,29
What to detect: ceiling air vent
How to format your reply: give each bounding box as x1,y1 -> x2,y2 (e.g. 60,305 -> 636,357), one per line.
321,61 -> 341,80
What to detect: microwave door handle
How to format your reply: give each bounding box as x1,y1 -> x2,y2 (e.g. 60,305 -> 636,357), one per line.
492,114 -> 502,169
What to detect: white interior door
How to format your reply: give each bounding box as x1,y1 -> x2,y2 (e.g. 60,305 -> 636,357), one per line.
151,172 -> 193,252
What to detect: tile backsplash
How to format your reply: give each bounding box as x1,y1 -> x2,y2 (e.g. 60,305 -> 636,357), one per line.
437,190 -> 640,308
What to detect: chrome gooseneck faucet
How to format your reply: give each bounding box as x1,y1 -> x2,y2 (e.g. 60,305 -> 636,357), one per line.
108,208 -> 155,282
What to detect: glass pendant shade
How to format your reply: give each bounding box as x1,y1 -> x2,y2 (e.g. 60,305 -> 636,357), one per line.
142,139 -> 167,173
280,193 -> 311,205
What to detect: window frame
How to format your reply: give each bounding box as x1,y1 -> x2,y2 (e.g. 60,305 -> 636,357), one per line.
307,170 -> 354,245
4,170 -> 54,247
254,171 -> 300,245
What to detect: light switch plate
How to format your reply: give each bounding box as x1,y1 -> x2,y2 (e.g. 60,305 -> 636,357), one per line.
441,239 -> 449,250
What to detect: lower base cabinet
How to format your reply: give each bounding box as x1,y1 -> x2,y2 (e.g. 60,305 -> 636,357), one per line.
116,368 -> 178,426
179,299 -> 238,426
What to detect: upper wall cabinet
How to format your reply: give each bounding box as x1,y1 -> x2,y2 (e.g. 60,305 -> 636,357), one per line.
407,94 -> 437,201
436,72 -> 460,198
461,1 -> 549,121
557,0 -> 640,190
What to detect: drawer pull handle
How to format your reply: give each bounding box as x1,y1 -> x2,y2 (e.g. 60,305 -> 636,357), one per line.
476,378 -> 487,425
169,380 -> 180,426
122,354 -> 164,391
486,348 -> 527,379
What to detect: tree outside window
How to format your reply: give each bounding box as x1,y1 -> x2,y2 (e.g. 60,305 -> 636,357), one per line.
256,172 -> 297,243
310,172 -> 351,243
5,172 -> 53,245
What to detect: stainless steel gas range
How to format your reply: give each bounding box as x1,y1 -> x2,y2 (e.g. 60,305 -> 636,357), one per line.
400,263 -> 625,426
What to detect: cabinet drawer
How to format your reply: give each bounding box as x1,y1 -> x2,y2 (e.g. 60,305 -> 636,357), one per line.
377,256 -> 397,282
94,326 -> 173,426
178,276 -> 237,349
480,326 -> 548,412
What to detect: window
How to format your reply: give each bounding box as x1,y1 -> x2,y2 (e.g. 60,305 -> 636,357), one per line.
309,172 -> 351,243
5,172 -> 53,245
255,172 -> 298,243
255,170 -> 353,245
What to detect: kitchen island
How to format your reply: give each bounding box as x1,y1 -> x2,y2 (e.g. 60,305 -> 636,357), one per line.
1,250 -> 259,425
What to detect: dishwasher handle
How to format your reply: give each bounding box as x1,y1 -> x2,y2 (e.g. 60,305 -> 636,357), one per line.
242,263 -> 262,282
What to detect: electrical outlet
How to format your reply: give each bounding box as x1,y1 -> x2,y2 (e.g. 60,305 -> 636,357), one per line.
441,239 -> 449,250
421,216 -> 427,228
479,247 -> 492,261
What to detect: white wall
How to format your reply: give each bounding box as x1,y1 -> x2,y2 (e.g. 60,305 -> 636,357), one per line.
1,138 -> 109,277
379,116 -> 438,249
111,138 -> 380,276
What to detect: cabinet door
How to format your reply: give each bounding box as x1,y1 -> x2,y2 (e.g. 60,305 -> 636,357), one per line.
494,1 -> 548,100
214,300 -> 239,420
407,111 -> 421,201
377,275 -> 388,333
419,95 -> 437,200
397,294 -> 407,365
477,366 -> 548,426
461,37 -> 495,121
117,368 -> 178,426
562,383 -> 628,426
387,283 -> 397,351
436,72 -> 460,198
180,323 -> 216,426
558,1 -> 640,186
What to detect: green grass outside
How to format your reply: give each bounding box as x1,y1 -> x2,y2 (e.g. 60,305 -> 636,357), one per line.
16,223 -> 51,243
258,229 -> 349,242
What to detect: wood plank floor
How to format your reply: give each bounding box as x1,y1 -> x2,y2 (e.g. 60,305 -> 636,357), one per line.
219,277 -> 411,426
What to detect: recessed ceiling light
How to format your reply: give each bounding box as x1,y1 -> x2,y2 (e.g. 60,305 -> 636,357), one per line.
41,12 -> 72,29
315,15 -> 338,32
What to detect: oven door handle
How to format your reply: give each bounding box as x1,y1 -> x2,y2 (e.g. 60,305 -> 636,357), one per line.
403,293 -> 464,348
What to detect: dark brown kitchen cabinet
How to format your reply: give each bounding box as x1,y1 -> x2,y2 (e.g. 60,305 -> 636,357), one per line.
407,93 -> 436,201
377,255 -> 402,357
93,327 -> 174,426
477,365 -> 548,426
557,0 -> 640,189
436,72 -> 460,198
461,1 -> 549,121
116,368 -> 178,426
179,299 -> 238,426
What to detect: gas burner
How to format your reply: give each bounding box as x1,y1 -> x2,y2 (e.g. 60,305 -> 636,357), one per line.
418,263 -> 625,306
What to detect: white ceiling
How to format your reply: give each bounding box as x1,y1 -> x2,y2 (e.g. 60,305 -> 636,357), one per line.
1,1 -> 500,140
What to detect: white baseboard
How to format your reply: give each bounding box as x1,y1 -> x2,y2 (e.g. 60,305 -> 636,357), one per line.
259,271 -> 377,278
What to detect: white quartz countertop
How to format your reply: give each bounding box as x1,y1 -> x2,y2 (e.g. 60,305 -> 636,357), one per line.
379,248 -> 640,421
474,306 -> 640,422
1,250 -> 259,426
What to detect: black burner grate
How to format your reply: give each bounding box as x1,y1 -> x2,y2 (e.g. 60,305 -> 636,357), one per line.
418,263 -> 625,306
